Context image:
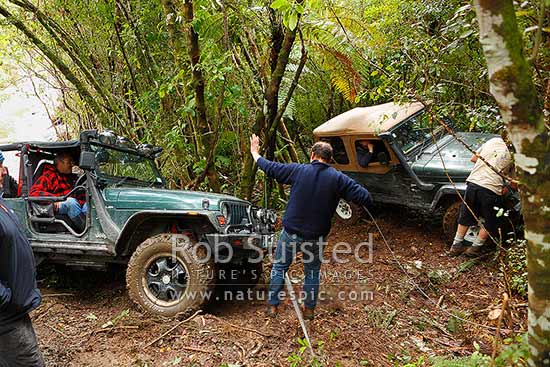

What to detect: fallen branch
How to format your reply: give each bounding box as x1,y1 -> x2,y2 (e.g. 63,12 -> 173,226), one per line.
436,295 -> 444,307
143,310 -> 202,349
94,325 -> 140,334
209,315 -> 270,338
490,293 -> 509,367
46,323 -> 68,338
179,346 -> 216,354
34,303 -> 57,322
77,325 -> 140,339
249,341 -> 263,357
42,293 -> 74,297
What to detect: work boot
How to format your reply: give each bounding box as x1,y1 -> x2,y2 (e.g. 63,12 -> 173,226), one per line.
463,245 -> 491,257
266,305 -> 278,318
448,241 -> 468,256
303,307 -> 315,321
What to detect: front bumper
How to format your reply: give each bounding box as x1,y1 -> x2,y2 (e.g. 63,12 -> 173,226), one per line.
205,232 -> 276,251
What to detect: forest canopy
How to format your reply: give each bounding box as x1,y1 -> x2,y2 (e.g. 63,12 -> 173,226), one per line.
0,0 -> 548,205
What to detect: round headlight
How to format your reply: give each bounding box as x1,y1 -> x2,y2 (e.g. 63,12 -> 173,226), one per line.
221,203 -> 230,219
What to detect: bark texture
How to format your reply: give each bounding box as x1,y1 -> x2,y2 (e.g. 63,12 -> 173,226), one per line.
0,4 -> 105,120
183,0 -> 220,191
240,2 -> 305,202
473,1 -> 550,365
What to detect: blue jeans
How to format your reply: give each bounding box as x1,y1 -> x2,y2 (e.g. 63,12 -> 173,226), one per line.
268,229 -> 325,309
58,198 -> 87,219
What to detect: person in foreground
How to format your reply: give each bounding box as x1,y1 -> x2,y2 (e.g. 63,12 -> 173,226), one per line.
0,198 -> 44,366
250,134 -> 372,320
449,136 -> 513,257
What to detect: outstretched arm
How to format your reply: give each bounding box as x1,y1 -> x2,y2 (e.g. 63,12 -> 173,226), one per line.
250,134 -> 262,163
339,173 -> 372,208
250,134 -> 300,185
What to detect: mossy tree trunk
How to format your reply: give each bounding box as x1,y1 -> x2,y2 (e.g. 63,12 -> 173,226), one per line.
473,1 -> 549,365
240,2 -> 305,203
0,4 -> 107,122
183,0 -> 220,191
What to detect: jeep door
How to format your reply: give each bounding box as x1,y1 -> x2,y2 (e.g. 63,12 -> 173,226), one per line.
319,136 -> 430,210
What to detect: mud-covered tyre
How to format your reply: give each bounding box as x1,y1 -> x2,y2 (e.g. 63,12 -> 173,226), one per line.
126,233 -> 215,318
442,201 -> 462,245
335,199 -> 363,225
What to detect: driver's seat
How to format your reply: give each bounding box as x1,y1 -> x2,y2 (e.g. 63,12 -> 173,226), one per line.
28,162 -> 87,235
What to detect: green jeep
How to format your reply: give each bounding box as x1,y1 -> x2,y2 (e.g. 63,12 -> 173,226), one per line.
313,102 -> 521,243
0,130 -> 276,317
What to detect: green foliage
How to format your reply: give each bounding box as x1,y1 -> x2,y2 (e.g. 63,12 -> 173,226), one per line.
287,337 -> 324,367
502,239 -> 528,298
427,267 -> 452,286
1,0 -> 546,198
271,0 -> 306,30
446,309 -> 469,334
387,350 -> 425,366
431,335 -> 529,366
364,305 -> 398,329
455,258 -> 480,275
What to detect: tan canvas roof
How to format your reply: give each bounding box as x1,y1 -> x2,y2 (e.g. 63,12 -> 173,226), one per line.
313,101 -> 425,137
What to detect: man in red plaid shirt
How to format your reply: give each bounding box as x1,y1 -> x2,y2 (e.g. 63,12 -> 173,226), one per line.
29,153 -> 87,222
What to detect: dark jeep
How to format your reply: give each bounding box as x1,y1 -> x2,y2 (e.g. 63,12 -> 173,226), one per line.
313,102 -> 520,243
0,130 -> 276,317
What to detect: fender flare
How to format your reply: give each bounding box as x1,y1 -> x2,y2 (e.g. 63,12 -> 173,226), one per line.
429,183 -> 467,212
115,210 -> 219,256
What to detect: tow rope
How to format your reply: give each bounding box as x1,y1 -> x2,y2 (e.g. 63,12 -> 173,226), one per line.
284,272 -> 315,357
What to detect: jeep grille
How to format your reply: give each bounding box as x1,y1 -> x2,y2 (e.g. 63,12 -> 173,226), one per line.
228,202 -> 249,225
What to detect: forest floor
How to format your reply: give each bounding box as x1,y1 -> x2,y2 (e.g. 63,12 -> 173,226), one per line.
32,209 -> 527,367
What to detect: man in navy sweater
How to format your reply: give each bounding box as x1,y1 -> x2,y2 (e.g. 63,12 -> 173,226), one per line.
0,198 -> 44,366
250,134 -> 372,319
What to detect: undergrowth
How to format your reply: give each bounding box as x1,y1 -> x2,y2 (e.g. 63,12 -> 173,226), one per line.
430,334 -> 529,367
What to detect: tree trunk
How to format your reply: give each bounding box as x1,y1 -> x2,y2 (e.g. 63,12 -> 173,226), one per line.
0,4 -> 106,121
183,0 -> 220,191
8,0 -> 118,117
279,120 -> 299,162
473,1 -> 549,365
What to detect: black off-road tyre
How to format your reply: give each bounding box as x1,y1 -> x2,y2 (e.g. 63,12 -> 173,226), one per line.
126,233 -> 215,318
335,199 -> 363,225
442,201 -> 462,245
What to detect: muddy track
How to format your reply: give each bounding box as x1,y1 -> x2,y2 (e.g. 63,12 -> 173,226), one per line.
32,213 -> 526,366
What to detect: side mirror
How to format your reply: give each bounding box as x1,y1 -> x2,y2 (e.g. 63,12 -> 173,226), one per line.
79,151 -> 96,170
377,152 -> 389,166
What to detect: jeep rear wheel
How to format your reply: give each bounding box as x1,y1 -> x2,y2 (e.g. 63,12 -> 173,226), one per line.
442,201 -> 462,245
335,199 -> 362,225
126,233 -> 215,317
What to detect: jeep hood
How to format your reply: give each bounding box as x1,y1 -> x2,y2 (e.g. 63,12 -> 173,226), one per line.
411,132 -> 498,181
103,188 -> 249,211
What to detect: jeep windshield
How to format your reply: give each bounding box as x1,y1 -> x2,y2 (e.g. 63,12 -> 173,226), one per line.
90,144 -> 164,187
391,112 -> 444,156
